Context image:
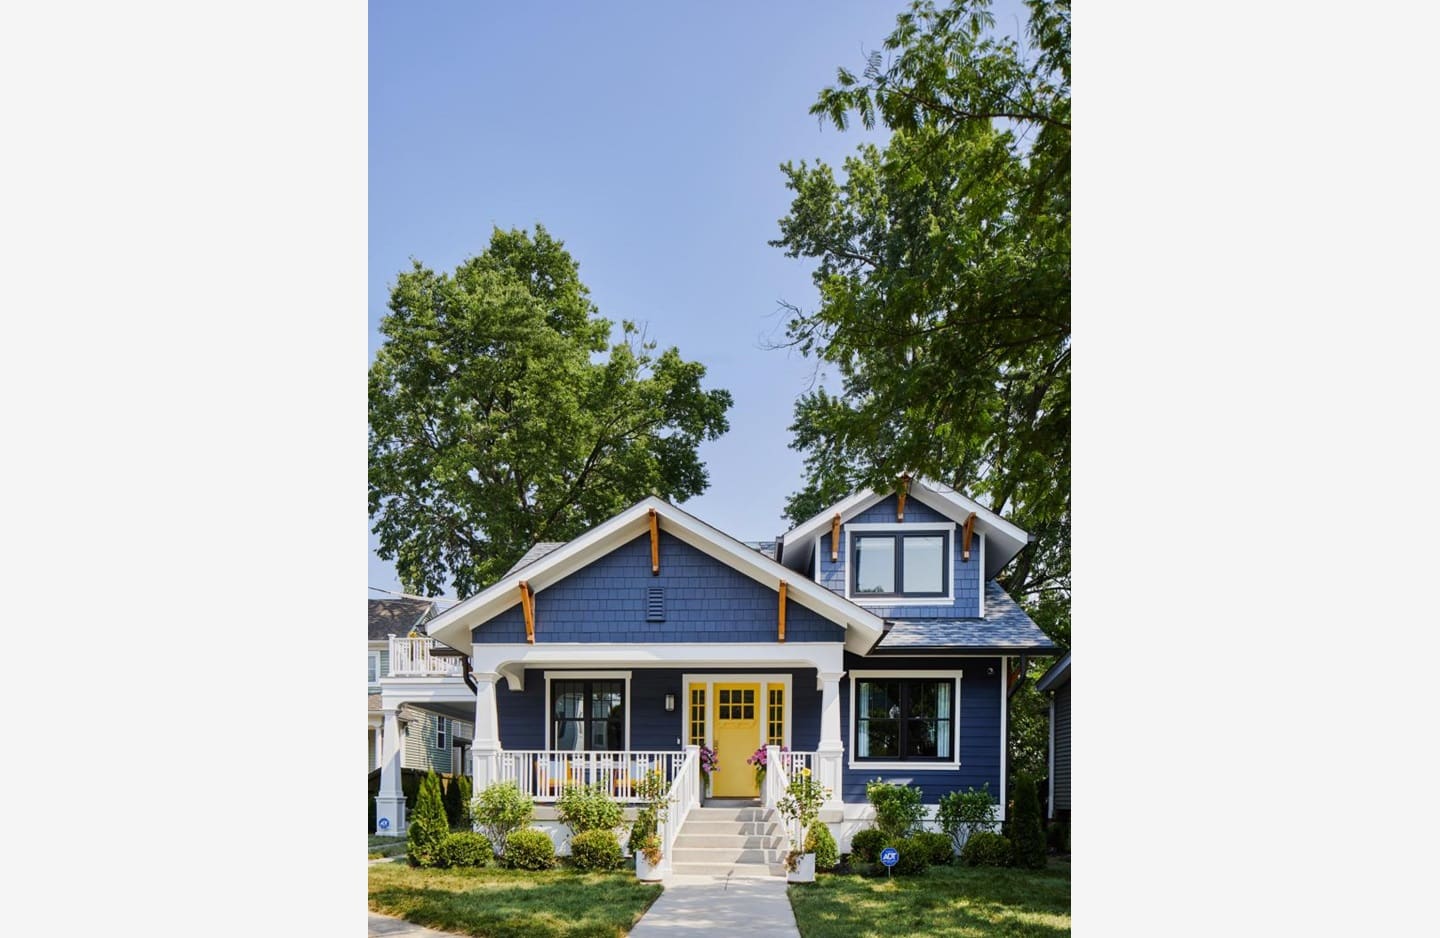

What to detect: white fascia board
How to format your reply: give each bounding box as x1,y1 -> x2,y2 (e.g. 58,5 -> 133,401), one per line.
474,641 -> 847,691
425,495 -> 885,655
378,680 -> 477,709
778,490 -> 890,565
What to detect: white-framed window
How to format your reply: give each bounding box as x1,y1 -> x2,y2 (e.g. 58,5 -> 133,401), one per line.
436,716 -> 448,750
368,652 -> 380,683
843,522 -> 956,604
544,671 -> 633,752
849,670 -> 962,768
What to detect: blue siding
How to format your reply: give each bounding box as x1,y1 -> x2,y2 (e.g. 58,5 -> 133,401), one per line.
495,667 -> 823,752
816,494 -> 981,617
839,652 -> 1003,804
474,532 -> 844,644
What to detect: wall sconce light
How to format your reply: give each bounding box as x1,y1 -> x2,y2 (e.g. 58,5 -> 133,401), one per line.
664,693 -> 676,712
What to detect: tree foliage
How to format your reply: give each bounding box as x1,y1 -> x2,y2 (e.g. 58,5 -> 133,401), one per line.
772,0 -> 1070,628
370,225 -> 733,596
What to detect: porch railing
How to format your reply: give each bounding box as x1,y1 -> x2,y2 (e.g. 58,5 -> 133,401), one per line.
764,746 -> 818,854
387,636 -> 463,677
495,750 -> 690,803
657,747 -> 701,874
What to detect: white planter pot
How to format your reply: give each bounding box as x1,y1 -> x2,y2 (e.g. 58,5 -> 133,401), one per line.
786,852 -> 816,883
636,853 -> 664,882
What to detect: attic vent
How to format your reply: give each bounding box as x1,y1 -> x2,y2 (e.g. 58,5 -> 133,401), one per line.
646,587 -> 665,622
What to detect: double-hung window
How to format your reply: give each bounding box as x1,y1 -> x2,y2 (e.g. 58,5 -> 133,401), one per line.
551,679 -> 626,751
368,652 -> 380,683
852,531 -> 949,598
854,677 -> 955,761
436,716 -> 448,750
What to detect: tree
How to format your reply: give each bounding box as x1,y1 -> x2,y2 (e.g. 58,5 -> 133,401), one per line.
407,770 -> 449,867
369,225 -> 733,596
771,0 -> 1069,780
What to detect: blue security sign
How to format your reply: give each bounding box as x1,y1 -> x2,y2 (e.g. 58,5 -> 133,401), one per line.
378,817 -> 391,830
880,847 -> 899,867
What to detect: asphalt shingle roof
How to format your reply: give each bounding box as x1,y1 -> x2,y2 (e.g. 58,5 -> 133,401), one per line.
505,542 -> 566,576
368,598 -> 434,640
874,581 -> 1059,653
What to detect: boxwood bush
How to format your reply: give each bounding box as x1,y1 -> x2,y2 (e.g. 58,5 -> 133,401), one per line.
960,830 -> 1014,867
472,782 -> 534,858
501,829 -> 556,870
912,830 -> 954,866
849,828 -> 886,864
556,784 -> 623,836
436,832 -> 492,868
893,836 -> 930,875
865,780 -> 925,838
804,823 -> 838,872
569,829 -> 624,871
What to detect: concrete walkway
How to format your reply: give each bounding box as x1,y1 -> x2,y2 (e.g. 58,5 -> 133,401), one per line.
628,873 -> 800,937
368,912 -> 466,937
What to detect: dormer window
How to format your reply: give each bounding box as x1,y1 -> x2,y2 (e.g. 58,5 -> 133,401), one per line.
850,528 -> 950,599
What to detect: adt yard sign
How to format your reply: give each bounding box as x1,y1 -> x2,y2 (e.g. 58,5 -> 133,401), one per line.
378,817 -> 390,831
880,847 -> 899,868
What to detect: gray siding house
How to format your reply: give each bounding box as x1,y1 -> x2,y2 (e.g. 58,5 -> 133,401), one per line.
1036,652 -> 1071,822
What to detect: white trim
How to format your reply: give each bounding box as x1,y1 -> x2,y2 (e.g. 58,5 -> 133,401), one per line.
846,669 -> 963,770
1047,694 -> 1056,820
425,497 -> 885,655
543,671 -> 633,752
474,641 -> 846,691
978,532 -> 986,611
842,522 -> 956,605
1000,656 -> 1008,817
679,672 -> 793,757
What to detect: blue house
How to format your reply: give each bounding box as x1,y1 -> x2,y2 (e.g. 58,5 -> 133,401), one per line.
375,479 -> 1056,873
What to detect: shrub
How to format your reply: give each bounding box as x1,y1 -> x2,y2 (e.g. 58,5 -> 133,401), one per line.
436,832 -> 492,868
472,782 -> 534,857
1010,773 -> 1046,870
849,828 -> 886,864
407,770 -> 449,867
865,779 -> 925,838
501,829 -> 556,870
556,783 -> 624,836
569,829 -> 624,871
627,810 -> 656,855
804,822 -> 838,872
960,831 -> 1014,867
455,775 -> 474,828
893,836 -> 930,875
1046,820 -> 1070,853
442,775 -> 465,829
912,830 -> 955,866
938,784 -> 997,854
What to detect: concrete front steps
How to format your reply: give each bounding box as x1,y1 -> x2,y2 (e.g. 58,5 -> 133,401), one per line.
669,802 -> 784,878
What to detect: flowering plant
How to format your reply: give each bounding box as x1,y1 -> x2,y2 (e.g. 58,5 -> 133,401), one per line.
746,744 -> 786,788
776,767 -> 830,870
699,745 -> 718,777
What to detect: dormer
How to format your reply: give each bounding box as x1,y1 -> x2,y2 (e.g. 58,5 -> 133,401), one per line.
775,479 -> 1031,619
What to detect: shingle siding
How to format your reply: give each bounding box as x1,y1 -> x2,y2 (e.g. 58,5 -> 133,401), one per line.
839,652 -> 1003,805
474,532 -> 844,644
816,494 -> 982,618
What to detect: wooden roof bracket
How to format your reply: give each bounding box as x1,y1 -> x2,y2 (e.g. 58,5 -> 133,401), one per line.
778,580 -> 787,643
649,507 -> 660,575
830,513 -> 841,562
519,580 -> 535,644
961,511 -> 977,562
897,474 -> 911,521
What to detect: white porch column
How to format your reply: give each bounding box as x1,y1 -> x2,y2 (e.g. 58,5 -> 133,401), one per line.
375,707 -> 406,836
816,671 -> 845,807
471,671 -> 501,790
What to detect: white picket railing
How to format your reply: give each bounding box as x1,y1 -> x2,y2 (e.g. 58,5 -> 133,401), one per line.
387,636 -> 463,677
656,747 -> 701,874
495,750 -> 690,803
765,746 -> 819,855
779,750 -> 814,781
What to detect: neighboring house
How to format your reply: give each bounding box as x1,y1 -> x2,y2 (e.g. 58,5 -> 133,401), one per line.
374,480 -> 1057,876
368,598 -> 475,783
1036,651 -> 1071,823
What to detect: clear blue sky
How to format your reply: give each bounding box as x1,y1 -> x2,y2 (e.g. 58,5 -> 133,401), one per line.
368,0 -> 1031,598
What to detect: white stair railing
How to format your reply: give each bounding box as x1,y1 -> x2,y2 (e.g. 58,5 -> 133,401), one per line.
656,746 -> 700,874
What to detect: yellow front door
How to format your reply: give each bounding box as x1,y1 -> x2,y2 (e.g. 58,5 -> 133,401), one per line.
711,683 -> 761,797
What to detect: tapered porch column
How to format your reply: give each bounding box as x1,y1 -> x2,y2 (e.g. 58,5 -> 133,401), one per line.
375,707 -> 406,836
471,671 -> 501,790
816,671 -> 845,807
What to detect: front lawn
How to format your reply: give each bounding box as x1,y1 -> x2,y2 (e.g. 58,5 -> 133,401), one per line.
787,862 -> 1070,938
368,863 -> 663,938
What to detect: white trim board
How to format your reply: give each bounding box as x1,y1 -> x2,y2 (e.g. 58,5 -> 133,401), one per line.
679,672 -> 794,757
542,670 -> 633,752
841,522 -> 956,606
846,669 -> 964,770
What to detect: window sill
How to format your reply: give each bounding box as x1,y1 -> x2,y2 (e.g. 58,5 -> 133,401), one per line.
848,760 -> 961,771
847,595 -> 955,606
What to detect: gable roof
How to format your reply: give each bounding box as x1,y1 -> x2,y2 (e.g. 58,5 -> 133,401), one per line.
505,542 -> 566,576
1035,651 -> 1071,691
423,496 -> 888,656
872,581 -> 1059,653
368,598 -> 434,640
776,478 -> 1031,581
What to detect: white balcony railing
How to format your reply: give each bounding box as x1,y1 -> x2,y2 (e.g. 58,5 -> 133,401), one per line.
387,636 -> 464,677
496,750 -> 691,803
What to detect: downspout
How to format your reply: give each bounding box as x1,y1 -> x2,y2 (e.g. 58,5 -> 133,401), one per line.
462,655 -> 477,694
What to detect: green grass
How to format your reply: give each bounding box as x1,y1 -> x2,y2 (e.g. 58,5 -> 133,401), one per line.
368,835 -> 408,859
787,861 -> 1070,938
368,863 -> 663,937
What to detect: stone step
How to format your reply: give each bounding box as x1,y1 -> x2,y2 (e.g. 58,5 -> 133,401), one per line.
670,846 -> 772,864
668,861 -> 779,878
680,820 -> 780,836
672,833 -> 782,850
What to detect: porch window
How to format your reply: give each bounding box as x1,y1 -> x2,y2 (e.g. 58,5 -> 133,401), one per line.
551,679 -> 626,751
855,678 -> 953,761
852,532 -> 949,598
